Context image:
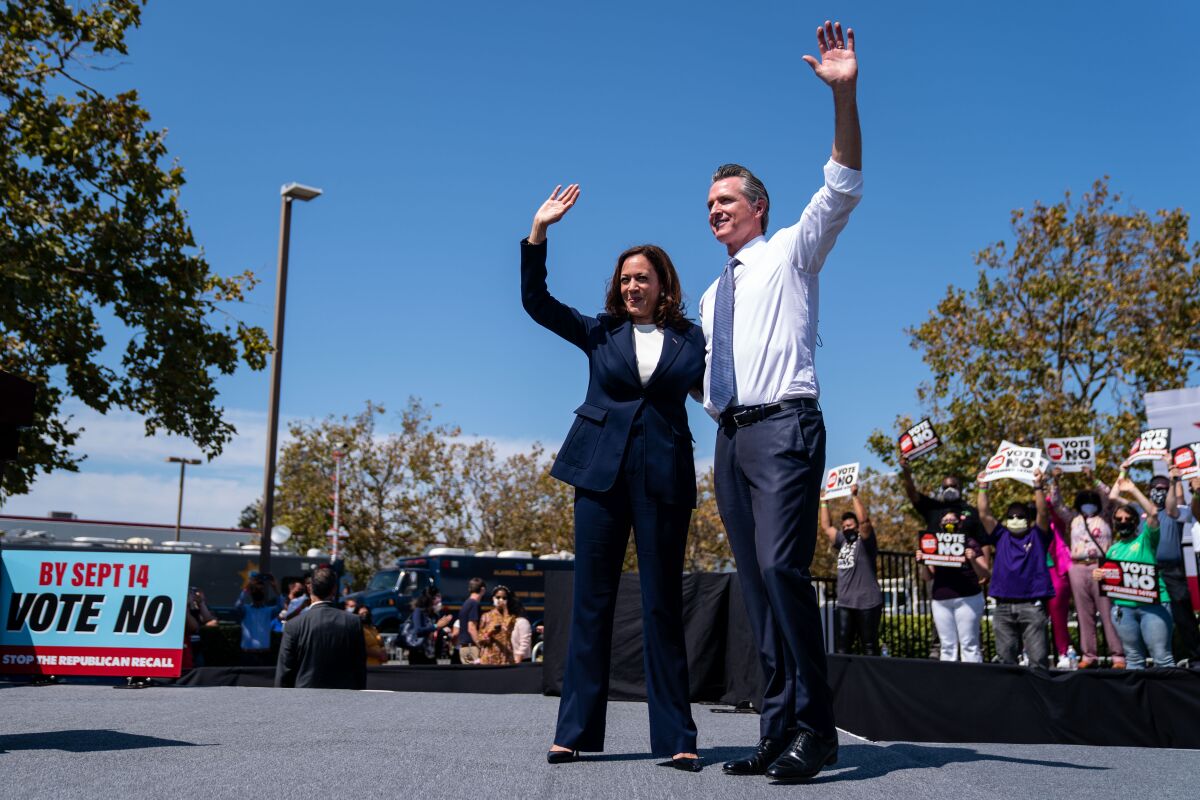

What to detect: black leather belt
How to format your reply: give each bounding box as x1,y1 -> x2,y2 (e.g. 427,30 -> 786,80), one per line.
720,398 -> 820,430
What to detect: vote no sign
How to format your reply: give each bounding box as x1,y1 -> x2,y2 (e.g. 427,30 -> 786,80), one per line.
1,550 -> 190,677
1043,436 -> 1096,472
919,531 -> 968,567
1099,560 -> 1160,604
824,462 -> 860,499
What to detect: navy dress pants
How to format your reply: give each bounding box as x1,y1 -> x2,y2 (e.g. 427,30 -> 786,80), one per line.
554,423 -> 698,757
715,406 -> 834,740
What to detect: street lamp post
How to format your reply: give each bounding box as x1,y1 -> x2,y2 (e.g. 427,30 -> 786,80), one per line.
259,182 -> 322,573
166,457 -> 202,542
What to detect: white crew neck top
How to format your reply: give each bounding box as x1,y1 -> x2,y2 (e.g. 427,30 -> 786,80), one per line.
632,323 -> 664,386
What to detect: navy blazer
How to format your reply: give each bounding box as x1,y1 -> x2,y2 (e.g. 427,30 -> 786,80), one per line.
521,239 -> 706,507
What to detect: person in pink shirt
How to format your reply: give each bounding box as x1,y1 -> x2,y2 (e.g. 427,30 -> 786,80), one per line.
1048,467 -> 1126,669
1047,515 -> 1075,668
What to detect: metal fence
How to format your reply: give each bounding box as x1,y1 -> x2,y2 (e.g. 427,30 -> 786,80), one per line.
816,550 -> 1114,663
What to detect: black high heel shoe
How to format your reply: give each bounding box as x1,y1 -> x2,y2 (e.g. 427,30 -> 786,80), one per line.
546,749 -> 578,764
658,756 -> 703,772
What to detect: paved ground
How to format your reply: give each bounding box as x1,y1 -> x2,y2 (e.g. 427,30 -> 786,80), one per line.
1,684 -> 1195,799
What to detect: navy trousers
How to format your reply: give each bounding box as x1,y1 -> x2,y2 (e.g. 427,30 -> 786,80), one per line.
554,422 -> 698,757
715,406 -> 834,740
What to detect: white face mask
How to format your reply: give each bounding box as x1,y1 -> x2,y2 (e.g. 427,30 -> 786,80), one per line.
1080,503 -> 1099,517
1005,518 -> 1030,534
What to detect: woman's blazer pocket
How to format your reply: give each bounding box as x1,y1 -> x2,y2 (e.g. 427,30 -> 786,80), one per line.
557,402 -> 608,468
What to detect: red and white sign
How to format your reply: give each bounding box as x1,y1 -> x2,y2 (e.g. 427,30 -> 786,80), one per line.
899,419 -> 940,461
823,462 -> 860,499
1171,442 -> 1200,481
1122,428 -> 1171,468
1043,436 -> 1096,473
1099,559 -> 1160,604
979,443 -> 1045,486
918,531 -> 967,567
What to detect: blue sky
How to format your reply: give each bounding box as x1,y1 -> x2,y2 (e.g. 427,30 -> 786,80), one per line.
6,1 -> 1200,527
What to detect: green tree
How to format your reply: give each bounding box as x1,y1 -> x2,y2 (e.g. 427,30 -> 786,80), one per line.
867,178 -> 1200,516
274,399 -> 463,584
0,1 -> 269,498
452,439 -> 574,556
683,467 -> 732,573
236,500 -> 261,531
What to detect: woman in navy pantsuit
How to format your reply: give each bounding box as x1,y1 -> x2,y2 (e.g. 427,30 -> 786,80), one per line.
522,185 -> 706,770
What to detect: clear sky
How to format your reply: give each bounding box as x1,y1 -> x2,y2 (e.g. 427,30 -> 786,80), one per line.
6,1 -> 1200,527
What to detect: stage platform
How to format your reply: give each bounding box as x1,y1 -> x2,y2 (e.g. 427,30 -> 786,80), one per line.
1,684 -> 1195,800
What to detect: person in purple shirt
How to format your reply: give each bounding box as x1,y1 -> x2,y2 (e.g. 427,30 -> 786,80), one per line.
978,470 -> 1054,668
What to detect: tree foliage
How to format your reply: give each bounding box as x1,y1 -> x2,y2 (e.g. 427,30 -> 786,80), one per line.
867,178 -> 1200,516
452,439 -> 574,556
273,400 -> 464,584
265,398 -> 745,582
0,0 -> 269,498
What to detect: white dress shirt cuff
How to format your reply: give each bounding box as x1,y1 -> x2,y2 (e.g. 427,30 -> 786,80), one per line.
824,158 -> 863,197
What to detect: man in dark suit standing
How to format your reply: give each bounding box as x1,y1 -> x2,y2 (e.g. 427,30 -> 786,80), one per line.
275,566 -> 366,690
700,20 -> 862,783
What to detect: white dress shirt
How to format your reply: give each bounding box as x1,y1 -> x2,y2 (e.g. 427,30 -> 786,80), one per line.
699,159 -> 863,419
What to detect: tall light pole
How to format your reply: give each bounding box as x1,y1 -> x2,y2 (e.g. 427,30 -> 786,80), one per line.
166,457 -> 201,542
259,182 -> 322,572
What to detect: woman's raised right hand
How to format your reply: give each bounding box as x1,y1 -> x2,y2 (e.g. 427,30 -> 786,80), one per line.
529,184 -> 580,243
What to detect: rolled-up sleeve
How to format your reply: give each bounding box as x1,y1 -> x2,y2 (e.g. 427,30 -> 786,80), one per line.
781,158 -> 863,274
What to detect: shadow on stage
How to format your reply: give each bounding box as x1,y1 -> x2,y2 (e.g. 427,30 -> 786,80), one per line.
0,729 -> 210,755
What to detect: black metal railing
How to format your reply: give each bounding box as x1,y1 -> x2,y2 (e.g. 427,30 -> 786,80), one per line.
820,550 -> 1114,664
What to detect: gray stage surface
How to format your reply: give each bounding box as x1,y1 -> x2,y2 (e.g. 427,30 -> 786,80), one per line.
1,684 -> 1195,799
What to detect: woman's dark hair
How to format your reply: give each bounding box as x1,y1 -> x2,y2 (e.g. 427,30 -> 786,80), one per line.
1113,503 -> 1141,525
411,586 -> 440,613
840,512 -> 858,524
604,244 -> 689,331
1004,502 -> 1032,520
358,605 -> 374,626
1073,489 -> 1102,514
491,584 -> 524,616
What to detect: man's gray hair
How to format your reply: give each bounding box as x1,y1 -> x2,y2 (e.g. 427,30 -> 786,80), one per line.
712,164 -> 770,234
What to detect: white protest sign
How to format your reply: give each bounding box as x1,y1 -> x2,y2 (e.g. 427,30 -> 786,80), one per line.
898,419 -> 940,461
1122,428 -> 1171,468
980,443 -> 1045,486
823,462 -> 860,499
1043,436 -> 1096,473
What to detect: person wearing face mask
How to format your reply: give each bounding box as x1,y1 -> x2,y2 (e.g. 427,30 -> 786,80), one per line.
820,483 -> 882,656
978,472 -> 1054,668
916,511 -> 992,662
899,456 -> 982,541
1092,482 -> 1173,669
1047,467 -> 1126,669
1146,470 -> 1200,665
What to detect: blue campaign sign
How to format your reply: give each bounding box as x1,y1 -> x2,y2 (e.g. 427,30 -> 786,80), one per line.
0,549 -> 191,676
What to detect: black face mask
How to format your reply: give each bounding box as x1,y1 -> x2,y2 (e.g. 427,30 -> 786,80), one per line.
1148,487 -> 1168,509
1114,519 -> 1137,537
843,528 -> 859,543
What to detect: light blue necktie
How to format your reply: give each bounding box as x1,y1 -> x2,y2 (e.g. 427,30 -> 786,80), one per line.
710,257 -> 738,412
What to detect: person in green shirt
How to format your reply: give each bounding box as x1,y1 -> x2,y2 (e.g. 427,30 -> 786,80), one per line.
1092,477 -> 1174,669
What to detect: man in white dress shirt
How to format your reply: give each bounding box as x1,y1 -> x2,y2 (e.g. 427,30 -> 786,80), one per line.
702,20 -> 862,783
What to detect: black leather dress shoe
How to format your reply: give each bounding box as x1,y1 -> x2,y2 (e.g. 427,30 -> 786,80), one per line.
546,749 -> 578,764
764,731 -> 838,783
721,737 -> 788,775
658,756 -> 703,772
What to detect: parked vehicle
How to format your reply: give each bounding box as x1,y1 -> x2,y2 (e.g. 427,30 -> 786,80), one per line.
350,547 -> 574,632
